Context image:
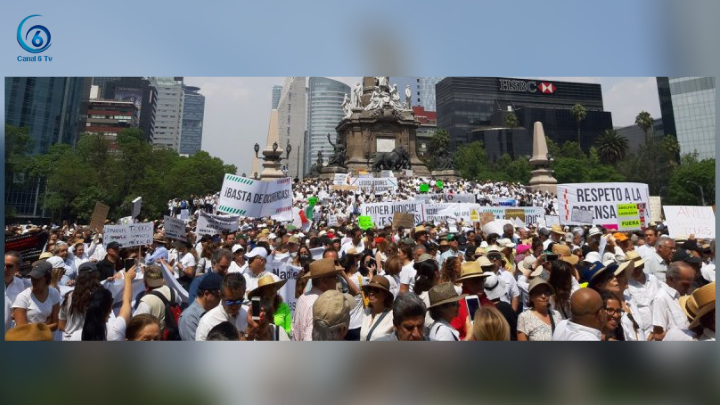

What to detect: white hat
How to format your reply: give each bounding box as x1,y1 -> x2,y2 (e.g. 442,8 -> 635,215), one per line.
231,244 -> 245,254
584,251 -> 600,263
484,274 -> 506,301
498,238 -> 516,249
245,247 -> 268,260
589,227 -> 602,237
268,233 -> 277,240
47,256 -> 65,269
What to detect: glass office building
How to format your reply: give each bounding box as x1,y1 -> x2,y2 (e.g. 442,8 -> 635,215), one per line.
179,85 -> 205,155
5,77 -> 87,218
436,77 -> 612,155
305,77 -> 349,176
149,77 -> 184,151
271,85 -> 283,109
104,77 -> 157,142
417,77 -> 444,111
657,77 -> 715,159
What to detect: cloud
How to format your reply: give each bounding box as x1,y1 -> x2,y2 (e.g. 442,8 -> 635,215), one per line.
603,77 -> 661,127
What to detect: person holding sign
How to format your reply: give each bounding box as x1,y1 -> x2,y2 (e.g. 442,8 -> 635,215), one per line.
145,234 -> 169,266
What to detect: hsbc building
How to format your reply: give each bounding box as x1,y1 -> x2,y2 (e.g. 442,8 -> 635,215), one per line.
436,77 -> 614,160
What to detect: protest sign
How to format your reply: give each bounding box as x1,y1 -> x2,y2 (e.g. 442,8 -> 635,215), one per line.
571,207 -> 594,225
419,184 -> 429,193
436,180 -> 444,189
444,193 -> 476,203
480,212 -> 495,228
381,170 -> 394,178
349,177 -> 398,194
333,173 -> 351,186
90,201 -> 110,232
329,185 -> 358,191
267,257 -> 302,316
558,182 -> 650,229
404,169 -> 413,177
217,174 -> 292,218
104,222 -> 153,248
180,209 -> 189,221
327,215 -> 338,227
663,206 -> 716,239
360,201 -> 424,227
5,232 -> 49,275
131,197 -> 142,218
649,196 -> 663,222
119,216 -> 133,225
308,197 -> 318,206
358,216 -> 375,230
163,216 -> 187,241
437,204 -> 482,224
196,211 -> 239,236
159,262 -> 189,304
310,247 -> 325,260
544,215 -> 560,227
392,212 -> 415,229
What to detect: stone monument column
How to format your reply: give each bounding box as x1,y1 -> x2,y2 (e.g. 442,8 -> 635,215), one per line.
527,121 -> 558,194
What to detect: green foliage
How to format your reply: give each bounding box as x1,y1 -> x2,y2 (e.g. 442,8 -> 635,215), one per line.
570,103 -> 587,144
635,111 -> 654,145
595,129 -> 629,165
426,129 -> 451,172
668,153 -> 715,205
7,125 -> 237,222
5,125 -> 35,176
454,141 -> 491,180
504,112 -> 519,129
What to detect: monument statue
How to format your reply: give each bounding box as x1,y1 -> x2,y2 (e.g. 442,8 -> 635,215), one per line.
390,84 -> 402,109
308,150 -> 324,177
376,76 -> 389,88
432,144 -> 455,170
368,146 -> 411,172
405,85 -> 412,109
365,88 -> 383,110
341,93 -> 352,118
352,82 -> 363,109
327,133 -> 347,168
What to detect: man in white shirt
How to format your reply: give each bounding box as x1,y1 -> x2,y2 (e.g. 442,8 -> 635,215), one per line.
340,227 -> 365,257
637,227 -> 659,260
553,289 -> 605,341
242,247 -> 271,295
293,258 -> 342,341
652,261 -> 695,340
644,236 -> 675,282
4,252 -> 26,307
487,247 -> 520,311
624,251 -> 660,338
195,273 -> 248,341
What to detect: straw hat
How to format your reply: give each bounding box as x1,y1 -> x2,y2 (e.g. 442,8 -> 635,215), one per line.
474,246 -> 486,257
550,224 -> 565,235
679,295 -> 698,321
247,274 -> 288,299
518,255 -> 544,278
688,282 -> 715,329
5,323 -> 53,341
623,250 -> 645,268
552,244 -> 579,265
476,255 -> 494,269
616,259 -> 635,277
428,282 -> 466,308
457,260 -> 491,282
414,226 -> 427,235
361,275 -> 391,294
528,277 -> 555,295
302,258 -> 343,280
439,240 -> 449,247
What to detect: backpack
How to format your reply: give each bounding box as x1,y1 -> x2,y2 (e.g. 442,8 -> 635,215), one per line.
180,200 -> 188,209
148,288 -> 182,341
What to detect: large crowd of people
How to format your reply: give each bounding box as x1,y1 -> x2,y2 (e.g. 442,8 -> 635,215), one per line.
4,177 -> 715,341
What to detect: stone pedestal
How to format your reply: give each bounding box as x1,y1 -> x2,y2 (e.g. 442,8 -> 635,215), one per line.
432,169 -> 461,181
319,166 -> 348,180
260,147 -> 285,180
336,107 -> 430,177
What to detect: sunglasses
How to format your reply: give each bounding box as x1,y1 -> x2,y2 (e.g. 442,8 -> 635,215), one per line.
488,255 -> 502,261
224,299 -> 244,306
604,307 -> 624,316
365,287 -> 385,295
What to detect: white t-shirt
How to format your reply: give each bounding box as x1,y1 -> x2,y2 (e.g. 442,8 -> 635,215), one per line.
177,252 -> 196,275
5,276 -> 26,306
107,316 -> 127,341
347,274 -> 366,330
12,287 -> 62,324
429,319 -> 460,341
195,303 -> 248,341
5,295 -> 12,332
399,261 -> 416,291
59,292 -> 86,341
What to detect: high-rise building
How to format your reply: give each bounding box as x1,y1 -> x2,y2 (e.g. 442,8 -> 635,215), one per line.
92,77 -> 120,98
179,85 -> 205,155
417,77 -> 444,111
412,106 -> 437,159
104,77 -> 157,143
616,118 -> 665,153
656,77 -> 715,159
436,77 -> 613,158
271,85 -> 283,109
148,77 -> 184,150
305,77 -> 350,176
276,77 -> 307,179
85,98 -> 139,151
5,77 -> 88,218
5,77 -> 87,154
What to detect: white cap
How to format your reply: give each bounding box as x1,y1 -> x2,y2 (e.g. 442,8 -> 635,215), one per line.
245,247 -> 268,259
47,256 -> 65,269
231,244 -> 245,254
268,233 -> 277,240
584,251 -> 600,263
589,227 -> 602,237
498,238 -> 516,249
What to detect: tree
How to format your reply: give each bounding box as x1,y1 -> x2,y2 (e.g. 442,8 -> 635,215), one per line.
660,134 -> 681,166
635,111 -> 654,146
504,111 -> 519,130
595,129 -> 629,165
454,141 -> 491,180
5,125 -> 35,177
424,129 -> 451,172
668,154 -> 715,206
570,103 -> 587,146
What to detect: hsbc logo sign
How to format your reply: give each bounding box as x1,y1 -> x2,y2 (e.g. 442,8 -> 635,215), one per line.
539,82 -> 556,94
499,79 -> 556,95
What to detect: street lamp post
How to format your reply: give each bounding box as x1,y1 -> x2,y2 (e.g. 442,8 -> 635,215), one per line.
686,180 -> 706,206
255,139 -> 292,180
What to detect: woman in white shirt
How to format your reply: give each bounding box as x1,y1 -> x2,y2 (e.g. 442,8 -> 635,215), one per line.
12,261 -> 61,331
174,241 -> 197,290
58,265 -> 103,340
81,266 -> 136,341
517,278 -> 563,341
428,282 -> 465,341
360,276 -> 394,341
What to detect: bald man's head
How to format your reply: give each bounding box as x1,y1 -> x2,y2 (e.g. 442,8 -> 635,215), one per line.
570,288 -> 605,331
